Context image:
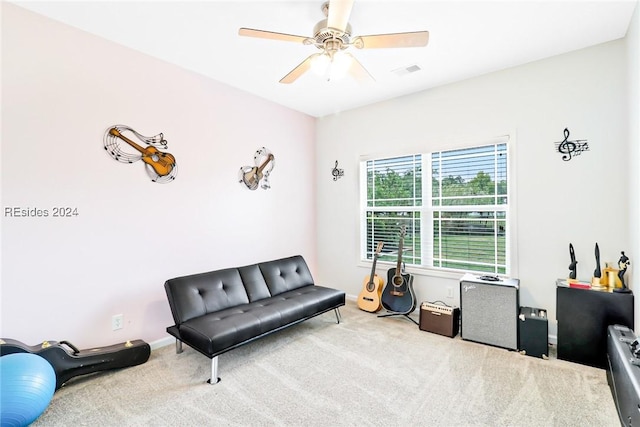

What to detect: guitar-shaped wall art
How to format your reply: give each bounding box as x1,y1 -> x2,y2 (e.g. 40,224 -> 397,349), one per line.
380,225 -> 417,316
103,125 -> 177,183
357,242 -> 385,313
239,147 -> 275,190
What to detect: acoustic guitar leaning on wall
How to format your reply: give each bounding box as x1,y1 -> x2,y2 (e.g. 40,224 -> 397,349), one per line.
380,225 -> 416,315
357,242 -> 385,313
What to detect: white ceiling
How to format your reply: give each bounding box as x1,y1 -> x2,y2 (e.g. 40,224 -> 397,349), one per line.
12,0 -> 638,117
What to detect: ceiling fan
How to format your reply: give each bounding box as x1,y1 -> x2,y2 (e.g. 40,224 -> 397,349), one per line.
238,0 -> 429,84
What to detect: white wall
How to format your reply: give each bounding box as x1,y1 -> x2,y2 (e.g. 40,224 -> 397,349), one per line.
316,39 -> 631,338
0,4 -> 316,347
627,2 -> 640,330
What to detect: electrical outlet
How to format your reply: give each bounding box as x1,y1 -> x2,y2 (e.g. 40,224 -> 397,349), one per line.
446,286 -> 454,299
112,314 -> 124,331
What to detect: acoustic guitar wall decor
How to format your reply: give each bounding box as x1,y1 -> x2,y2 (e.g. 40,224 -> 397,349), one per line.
239,147 -> 275,190
103,125 -> 177,183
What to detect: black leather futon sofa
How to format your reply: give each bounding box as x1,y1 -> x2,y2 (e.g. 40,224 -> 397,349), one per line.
164,255 -> 345,383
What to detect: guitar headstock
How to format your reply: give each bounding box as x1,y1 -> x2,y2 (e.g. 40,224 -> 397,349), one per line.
374,242 -> 384,257
399,224 -> 407,237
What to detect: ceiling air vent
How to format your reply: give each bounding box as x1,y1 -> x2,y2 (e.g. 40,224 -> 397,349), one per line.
392,64 -> 422,77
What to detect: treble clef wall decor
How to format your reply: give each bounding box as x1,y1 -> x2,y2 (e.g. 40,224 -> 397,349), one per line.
103,125 -> 177,183
331,160 -> 344,181
555,128 -> 589,161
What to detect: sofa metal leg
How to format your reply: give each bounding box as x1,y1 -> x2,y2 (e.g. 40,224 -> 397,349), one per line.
334,308 -> 342,324
207,356 -> 221,384
175,339 -> 183,354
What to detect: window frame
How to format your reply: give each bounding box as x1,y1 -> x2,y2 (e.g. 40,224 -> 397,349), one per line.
359,133 -> 517,279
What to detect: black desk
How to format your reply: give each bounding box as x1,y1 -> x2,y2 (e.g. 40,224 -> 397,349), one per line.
557,283 -> 634,368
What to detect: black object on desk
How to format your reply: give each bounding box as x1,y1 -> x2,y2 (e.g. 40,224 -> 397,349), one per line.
556,282 -> 634,368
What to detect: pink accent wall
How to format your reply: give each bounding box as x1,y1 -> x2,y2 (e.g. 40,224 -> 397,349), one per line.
1,3 -> 316,347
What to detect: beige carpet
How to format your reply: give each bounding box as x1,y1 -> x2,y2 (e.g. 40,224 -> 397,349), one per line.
33,301 -> 619,426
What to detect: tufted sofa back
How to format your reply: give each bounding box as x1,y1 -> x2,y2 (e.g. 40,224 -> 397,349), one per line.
164,255 -> 314,325
259,256 -> 315,295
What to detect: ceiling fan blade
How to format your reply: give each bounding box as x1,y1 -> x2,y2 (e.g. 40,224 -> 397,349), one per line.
280,54 -> 321,84
327,0 -> 354,33
239,28 -> 309,44
346,54 -> 375,82
353,31 -> 430,49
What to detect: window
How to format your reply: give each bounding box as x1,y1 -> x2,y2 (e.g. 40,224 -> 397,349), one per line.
361,136 -> 511,275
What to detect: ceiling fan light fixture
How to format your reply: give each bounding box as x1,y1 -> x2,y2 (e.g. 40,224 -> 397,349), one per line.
238,0 -> 429,84
311,51 -> 352,81
311,53 -> 331,75
329,50 -> 352,80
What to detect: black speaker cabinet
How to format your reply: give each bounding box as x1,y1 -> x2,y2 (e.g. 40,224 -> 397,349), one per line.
460,273 -> 520,350
518,306 -> 548,358
419,302 -> 460,338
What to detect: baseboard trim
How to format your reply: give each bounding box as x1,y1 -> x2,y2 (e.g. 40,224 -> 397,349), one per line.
149,336 -> 174,351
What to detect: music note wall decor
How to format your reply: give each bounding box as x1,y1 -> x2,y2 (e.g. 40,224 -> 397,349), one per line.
103,125 -> 177,183
555,128 -> 589,161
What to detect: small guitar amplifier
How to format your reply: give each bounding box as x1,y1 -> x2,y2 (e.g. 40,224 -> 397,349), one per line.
419,301 -> 460,338
518,306 -> 548,358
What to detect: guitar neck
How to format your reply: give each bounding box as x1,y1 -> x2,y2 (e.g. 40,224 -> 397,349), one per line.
256,154 -> 274,174
368,242 -> 384,285
109,128 -> 145,154
396,237 -> 404,272
368,255 -> 379,285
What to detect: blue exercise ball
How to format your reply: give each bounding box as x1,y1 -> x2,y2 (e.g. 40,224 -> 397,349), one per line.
0,353 -> 56,427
